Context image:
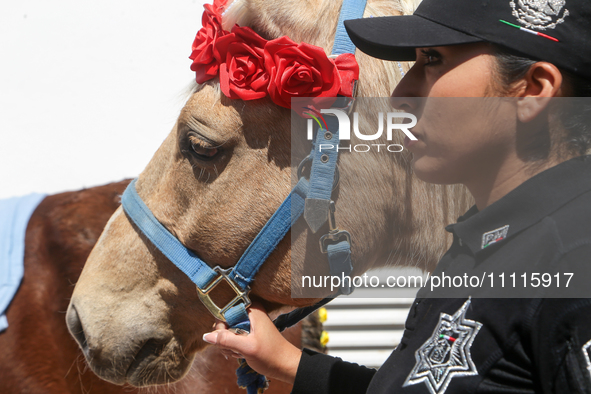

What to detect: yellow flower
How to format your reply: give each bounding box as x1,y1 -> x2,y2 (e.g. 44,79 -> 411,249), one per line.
318,307 -> 328,323
320,330 -> 329,347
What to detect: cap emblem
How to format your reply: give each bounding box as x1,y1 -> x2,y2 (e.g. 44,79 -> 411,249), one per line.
510,0 -> 569,30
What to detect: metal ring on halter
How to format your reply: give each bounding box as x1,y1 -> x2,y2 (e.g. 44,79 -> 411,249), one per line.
297,155 -> 340,189
297,155 -> 313,179
332,166 -> 340,190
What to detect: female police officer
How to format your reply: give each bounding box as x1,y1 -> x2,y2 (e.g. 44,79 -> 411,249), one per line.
203,0 -> 591,392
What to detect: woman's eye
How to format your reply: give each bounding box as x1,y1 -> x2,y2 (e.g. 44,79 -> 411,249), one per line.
188,137 -> 219,160
419,49 -> 442,66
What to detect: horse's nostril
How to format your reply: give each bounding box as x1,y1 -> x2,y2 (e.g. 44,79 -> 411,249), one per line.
125,338 -> 168,379
136,338 -> 167,361
66,304 -> 88,352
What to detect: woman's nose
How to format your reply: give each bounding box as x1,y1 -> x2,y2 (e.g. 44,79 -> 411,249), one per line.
390,70 -> 421,111
390,96 -> 420,112
390,62 -> 423,110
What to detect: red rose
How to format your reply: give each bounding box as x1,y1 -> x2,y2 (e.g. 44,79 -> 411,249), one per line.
189,7 -> 227,84
211,0 -> 228,14
264,37 -> 341,109
218,26 -> 270,100
332,53 -> 359,97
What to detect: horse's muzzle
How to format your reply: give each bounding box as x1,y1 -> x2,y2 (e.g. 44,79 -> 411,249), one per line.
66,301 -> 190,385
66,304 -> 88,352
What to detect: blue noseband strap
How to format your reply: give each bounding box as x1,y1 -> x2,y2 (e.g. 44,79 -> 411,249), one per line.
122,180 -> 216,288
122,177 -> 310,330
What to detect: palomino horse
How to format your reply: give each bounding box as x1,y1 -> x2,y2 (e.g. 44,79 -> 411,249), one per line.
0,180 -> 320,394
67,0 -> 472,390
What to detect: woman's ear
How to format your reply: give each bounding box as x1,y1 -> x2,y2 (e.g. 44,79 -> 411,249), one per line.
517,62 -> 563,123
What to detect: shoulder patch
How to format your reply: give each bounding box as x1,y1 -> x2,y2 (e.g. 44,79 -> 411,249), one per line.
482,225 -> 509,249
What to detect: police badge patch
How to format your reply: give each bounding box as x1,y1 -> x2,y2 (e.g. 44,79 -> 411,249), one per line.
404,299 -> 482,394
510,0 -> 569,30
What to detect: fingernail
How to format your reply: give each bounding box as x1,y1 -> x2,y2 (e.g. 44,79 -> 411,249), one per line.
202,332 -> 218,344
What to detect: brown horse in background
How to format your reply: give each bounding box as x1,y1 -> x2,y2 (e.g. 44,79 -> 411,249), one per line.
0,180 -> 320,393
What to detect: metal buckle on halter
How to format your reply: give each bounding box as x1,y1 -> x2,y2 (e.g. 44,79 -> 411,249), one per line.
319,201 -> 352,253
196,267 -> 252,322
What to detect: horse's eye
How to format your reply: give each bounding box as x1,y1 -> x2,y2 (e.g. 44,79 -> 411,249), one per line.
189,137 -> 219,160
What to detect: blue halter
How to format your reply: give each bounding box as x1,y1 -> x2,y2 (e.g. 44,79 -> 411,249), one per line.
121,118 -> 351,330
122,177 -> 309,330
121,1 -> 367,392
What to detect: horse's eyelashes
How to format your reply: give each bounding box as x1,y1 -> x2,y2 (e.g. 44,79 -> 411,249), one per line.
184,135 -> 221,162
191,140 -> 219,159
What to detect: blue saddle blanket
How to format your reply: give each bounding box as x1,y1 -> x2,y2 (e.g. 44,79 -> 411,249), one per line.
0,193 -> 46,332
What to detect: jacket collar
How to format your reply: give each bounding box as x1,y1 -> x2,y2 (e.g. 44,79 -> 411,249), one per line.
446,155 -> 591,255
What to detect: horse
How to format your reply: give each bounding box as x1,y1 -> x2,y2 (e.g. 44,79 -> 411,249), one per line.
66,0 -> 473,390
0,180 -> 321,394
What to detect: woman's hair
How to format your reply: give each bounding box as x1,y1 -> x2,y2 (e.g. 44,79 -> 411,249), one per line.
492,45 -> 591,156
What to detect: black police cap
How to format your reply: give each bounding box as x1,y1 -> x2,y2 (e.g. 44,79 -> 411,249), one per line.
344,0 -> 591,81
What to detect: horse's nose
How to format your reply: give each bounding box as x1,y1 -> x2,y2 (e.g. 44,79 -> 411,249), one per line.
66,304 -> 88,352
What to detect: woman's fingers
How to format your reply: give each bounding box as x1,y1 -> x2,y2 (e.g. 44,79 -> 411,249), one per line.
214,329 -> 253,352
221,349 -> 243,359
201,302 -> 301,384
246,305 -> 274,333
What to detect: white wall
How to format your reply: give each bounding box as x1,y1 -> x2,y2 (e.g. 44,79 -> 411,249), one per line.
0,0 -> 208,199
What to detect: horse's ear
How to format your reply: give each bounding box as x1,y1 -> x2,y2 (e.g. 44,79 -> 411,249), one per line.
222,0 -> 253,31
365,0 -> 421,17
399,0 -> 422,15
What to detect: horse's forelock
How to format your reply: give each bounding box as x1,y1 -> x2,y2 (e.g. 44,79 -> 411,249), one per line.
230,0 -> 420,42
222,0 -> 252,31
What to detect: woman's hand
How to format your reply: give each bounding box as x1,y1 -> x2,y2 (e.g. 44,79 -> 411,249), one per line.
202,304 -> 302,384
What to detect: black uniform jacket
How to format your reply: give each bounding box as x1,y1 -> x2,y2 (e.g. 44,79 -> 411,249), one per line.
292,155 -> 591,394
